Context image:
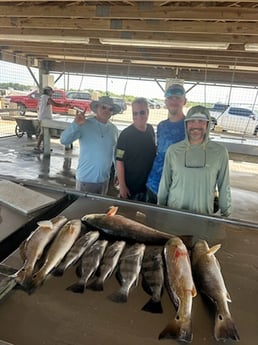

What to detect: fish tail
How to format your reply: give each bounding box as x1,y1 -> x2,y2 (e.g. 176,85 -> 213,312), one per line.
66,281 -> 86,294
87,278 -> 104,291
214,313 -> 240,341
108,289 -> 128,303
159,317 -> 192,343
142,298 -> 163,314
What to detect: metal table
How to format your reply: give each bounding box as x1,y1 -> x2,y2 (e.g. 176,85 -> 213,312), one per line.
0,194 -> 257,345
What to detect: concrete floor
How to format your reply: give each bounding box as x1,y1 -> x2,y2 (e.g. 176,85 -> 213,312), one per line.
0,134 -> 258,224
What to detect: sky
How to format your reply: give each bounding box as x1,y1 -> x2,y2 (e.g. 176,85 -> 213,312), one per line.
1,60 -> 258,107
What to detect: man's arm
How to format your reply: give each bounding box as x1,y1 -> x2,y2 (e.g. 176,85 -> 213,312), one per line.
157,149 -> 172,206
116,160 -> 130,199
217,149 -> 232,217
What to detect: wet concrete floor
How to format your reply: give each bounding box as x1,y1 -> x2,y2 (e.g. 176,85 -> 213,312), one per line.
0,134 -> 258,224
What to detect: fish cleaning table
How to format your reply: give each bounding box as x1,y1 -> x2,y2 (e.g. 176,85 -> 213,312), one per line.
0,195 -> 257,345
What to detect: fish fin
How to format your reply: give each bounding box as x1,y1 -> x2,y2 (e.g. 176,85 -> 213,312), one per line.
106,206 -> 119,216
19,240 -> 27,262
51,266 -> 65,277
214,313 -> 240,341
141,298 -> 163,314
75,264 -> 83,278
37,220 -> 53,229
192,285 -> 197,297
66,282 -> 85,293
108,290 -> 128,303
226,291 -> 232,303
207,244 -> 221,256
87,278 -> 104,291
159,317 -> 193,343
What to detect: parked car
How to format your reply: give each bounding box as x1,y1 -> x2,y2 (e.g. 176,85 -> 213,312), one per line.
5,89 -> 92,116
112,98 -> 127,113
147,98 -> 164,109
211,106 -> 258,135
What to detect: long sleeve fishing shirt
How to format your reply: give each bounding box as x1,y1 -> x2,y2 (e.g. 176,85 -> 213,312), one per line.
60,117 -> 118,183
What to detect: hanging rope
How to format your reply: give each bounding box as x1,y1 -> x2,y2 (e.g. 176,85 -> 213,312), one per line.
204,56 -> 208,105
227,57 -> 237,106
105,52 -> 109,96
122,62 -> 130,100
78,55 -> 87,91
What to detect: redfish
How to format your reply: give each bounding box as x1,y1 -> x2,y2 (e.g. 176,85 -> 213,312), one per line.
191,239 -> 240,342
159,237 -> 197,343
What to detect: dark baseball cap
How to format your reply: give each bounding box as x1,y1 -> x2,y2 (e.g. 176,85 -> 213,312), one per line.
165,84 -> 186,98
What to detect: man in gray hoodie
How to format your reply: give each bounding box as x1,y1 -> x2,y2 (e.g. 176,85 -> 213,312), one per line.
157,105 -> 231,217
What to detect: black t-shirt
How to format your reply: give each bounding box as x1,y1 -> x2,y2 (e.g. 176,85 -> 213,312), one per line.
116,124 -> 156,194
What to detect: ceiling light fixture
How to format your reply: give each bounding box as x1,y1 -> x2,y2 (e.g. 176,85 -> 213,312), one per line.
245,44 -> 258,52
0,35 -> 89,44
48,55 -> 123,63
100,38 -> 229,50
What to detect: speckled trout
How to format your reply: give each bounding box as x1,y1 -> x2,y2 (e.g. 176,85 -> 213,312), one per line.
159,237 -> 197,343
15,215 -> 68,287
53,230 -> 100,276
31,219 -> 81,289
191,239 -> 240,342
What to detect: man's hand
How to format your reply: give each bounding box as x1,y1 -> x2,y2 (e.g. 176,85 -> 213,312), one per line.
119,184 -> 131,199
74,110 -> 86,125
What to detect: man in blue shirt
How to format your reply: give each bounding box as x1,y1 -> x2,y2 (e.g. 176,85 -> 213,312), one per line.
146,84 -> 186,203
60,96 -> 120,195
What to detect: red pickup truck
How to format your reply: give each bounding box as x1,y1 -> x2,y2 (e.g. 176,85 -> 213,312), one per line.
5,89 -> 92,116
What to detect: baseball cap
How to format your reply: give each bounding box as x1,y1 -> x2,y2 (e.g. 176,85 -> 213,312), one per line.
185,105 -> 210,122
165,84 -> 186,98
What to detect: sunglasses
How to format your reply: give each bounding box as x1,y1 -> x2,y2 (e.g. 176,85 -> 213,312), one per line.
101,105 -> 113,112
133,110 -> 147,116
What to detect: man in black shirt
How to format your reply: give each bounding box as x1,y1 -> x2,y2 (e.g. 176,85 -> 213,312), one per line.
116,97 -> 156,202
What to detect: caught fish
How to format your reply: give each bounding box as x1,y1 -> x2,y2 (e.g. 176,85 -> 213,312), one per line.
0,273 -> 17,301
15,215 -> 68,287
82,206 -> 174,244
141,247 -> 164,314
191,240 -> 240,342
159,237 -> 197,343
88,240 -> 126,291
52,231 -> 100,276
67,239 -> 108,293
30,219 -> 81,290
109,243 -> 146,303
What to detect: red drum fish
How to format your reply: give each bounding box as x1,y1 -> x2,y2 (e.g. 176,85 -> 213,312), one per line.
159,237 -> 197,343
82,206 -> 174,244
191,239 -> 240,342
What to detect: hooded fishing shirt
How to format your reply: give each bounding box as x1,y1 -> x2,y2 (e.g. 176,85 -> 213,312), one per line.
157,116 -> 231,216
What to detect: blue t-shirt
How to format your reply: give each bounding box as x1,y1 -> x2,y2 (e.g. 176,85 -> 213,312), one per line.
146,118 -> 185,194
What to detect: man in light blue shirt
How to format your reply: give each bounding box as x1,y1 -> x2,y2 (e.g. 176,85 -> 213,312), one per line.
60,96 -> 120,195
